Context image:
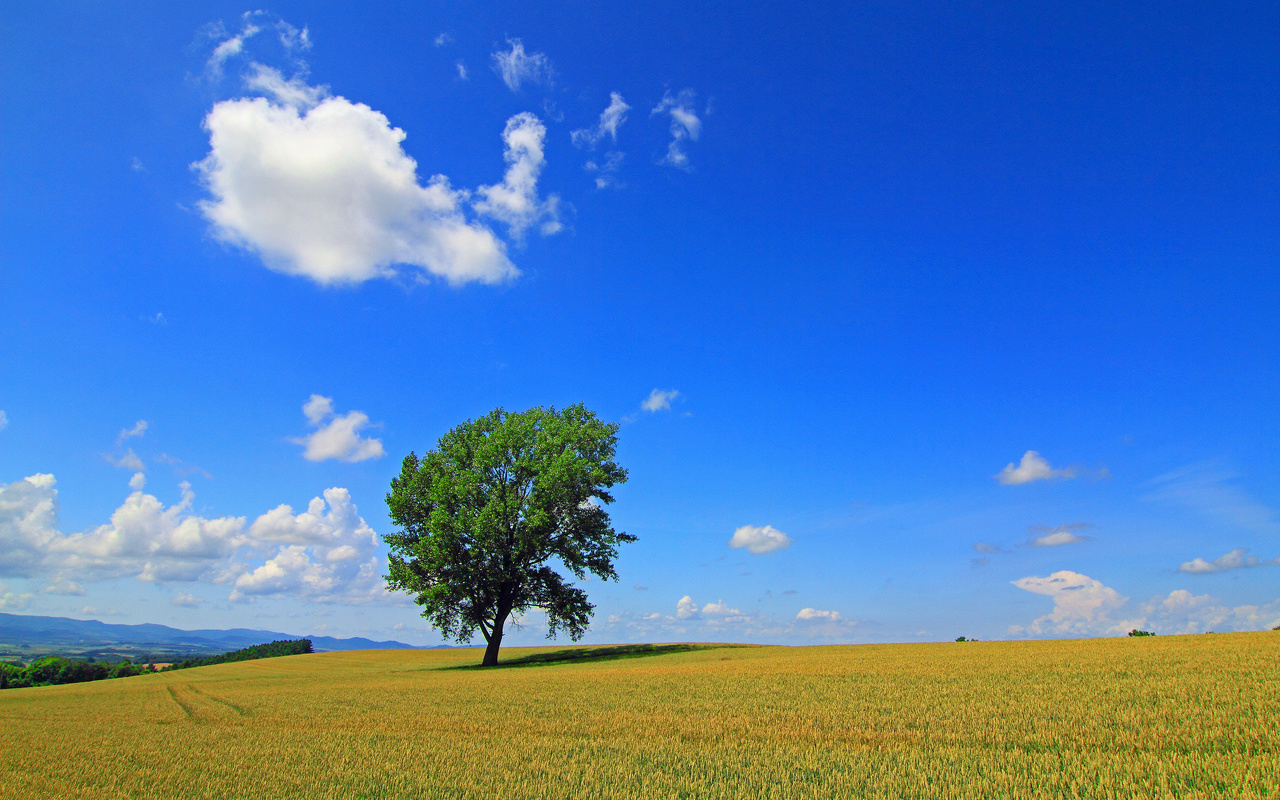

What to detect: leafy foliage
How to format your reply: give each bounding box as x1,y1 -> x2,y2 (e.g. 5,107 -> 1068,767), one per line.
162,639 -> 313,671
0,656 -> 151,689
1128,629 -> 1157,637
385,404 -> 631,665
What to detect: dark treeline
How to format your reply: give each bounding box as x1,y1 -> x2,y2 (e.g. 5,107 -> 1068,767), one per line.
0,639 -> 312,690
0,657 -> 152,689
164,639 -> 312,671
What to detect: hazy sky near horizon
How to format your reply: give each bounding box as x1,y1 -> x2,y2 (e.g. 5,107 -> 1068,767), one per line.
2,1 -> 1278,647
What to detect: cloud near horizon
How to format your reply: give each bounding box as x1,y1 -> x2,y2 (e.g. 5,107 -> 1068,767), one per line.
0,472 -> 393,605
1178,548 -> 1279,574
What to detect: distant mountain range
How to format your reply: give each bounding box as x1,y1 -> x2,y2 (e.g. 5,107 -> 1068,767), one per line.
0,612 -> 424,657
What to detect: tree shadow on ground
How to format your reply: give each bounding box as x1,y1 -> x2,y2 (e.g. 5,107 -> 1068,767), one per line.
446,643 -> 737,670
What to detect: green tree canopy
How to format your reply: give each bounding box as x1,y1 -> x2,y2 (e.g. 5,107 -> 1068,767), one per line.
384,404 -> 631,666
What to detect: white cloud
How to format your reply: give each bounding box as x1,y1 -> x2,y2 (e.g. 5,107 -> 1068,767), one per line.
651,89 -> 701,169
1028,523 -> 1091,547
675,594 -> 699,619
117,420 -> 148,444
128,472 -> 147,491
433,33 -> 452,47
171,592 -> 203,607
1140,589 -> 1280,634
473,112 -> 562,238
455,61 -> 468,81
490,39 -> 553,91
973,542 -> 1003,553
584,151 -> 625,189
1178,548 -> 1280,574
995,451 -> 1077,485
43,580 -> 84,595
0,472 -> 389,605
641,388 -> 679,412
290,395 -> 385,462
203,12 -> 310,79
701,599 -> 741,617
0,580 -> 34,610
796,608 -> 842,622
0,410 -> 8,432
572,92 -> 630,149
728,524 -> 792,555
195,71 -> 519,287
1010,571 -> 1131,636
107,449 -> 146,472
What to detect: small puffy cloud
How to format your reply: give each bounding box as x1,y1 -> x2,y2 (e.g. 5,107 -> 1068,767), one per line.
195,71 -> 518,287
651,89 -> 701,169
1178,548 -> 1279,574
117,420 -> 148,444
203,12 -> 310,79
129,472 -> 147,491
1028,523 -> 1091,547
433,33 -> 452,47
675,594 -> 699,619
641,389 -> 679,412
701,599 -> 741,617
796,608 -> 842,622
491,38 -> 553,91
108,449 -> 146,472
290,395 -> 385,463
0,410 -> 8,432
473,112 -> 562,238
43,580 -> 84,596
1010,571 -> 1130,635
572,92 -> 630,149
171,592 -> 203,607
0,581 -> 34,610
728,524 -> 792,555
455,61 -> 468,80
996,451 -> 1077,485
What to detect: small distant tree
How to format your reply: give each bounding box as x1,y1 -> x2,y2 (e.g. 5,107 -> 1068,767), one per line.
1128,629 -> 1156,637
384,404 -> 632,667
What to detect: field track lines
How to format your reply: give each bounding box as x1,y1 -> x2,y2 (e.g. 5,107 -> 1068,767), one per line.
165,684 -> 241,722
165,685 -> 194,719
187,684 -> 251,716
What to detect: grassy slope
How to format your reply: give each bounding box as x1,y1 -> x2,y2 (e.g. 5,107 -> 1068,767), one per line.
1,633 -> 1277,799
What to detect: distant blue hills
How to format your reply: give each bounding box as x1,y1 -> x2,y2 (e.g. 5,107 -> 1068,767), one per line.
0,612 -> 425,655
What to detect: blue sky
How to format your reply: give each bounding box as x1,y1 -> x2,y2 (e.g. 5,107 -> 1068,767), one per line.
2,1 -> 1278,646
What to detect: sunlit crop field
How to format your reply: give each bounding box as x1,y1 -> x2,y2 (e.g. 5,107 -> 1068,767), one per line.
1,633 -> 1276,799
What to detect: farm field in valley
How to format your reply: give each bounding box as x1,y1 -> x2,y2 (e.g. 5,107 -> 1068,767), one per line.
1,632 -> 1276,799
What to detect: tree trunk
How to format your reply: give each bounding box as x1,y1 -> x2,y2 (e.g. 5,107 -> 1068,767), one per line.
481,609 -> 509,666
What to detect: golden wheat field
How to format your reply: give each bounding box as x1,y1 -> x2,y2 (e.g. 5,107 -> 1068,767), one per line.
0,632 -> 1276,799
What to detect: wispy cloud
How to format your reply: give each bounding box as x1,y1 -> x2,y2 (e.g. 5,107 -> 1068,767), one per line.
1178,548 -> 1280,574
1027,523 -> 1092,547
572,92 -> 630,149
651,89 -> 701,169
641,388 -> 680,412
490,38 -> 553,92
1143,462 -> 1276,534
117,420 -> 148,445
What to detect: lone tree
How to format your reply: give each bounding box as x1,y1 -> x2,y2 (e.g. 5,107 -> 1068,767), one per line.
384,404 -> 632,666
